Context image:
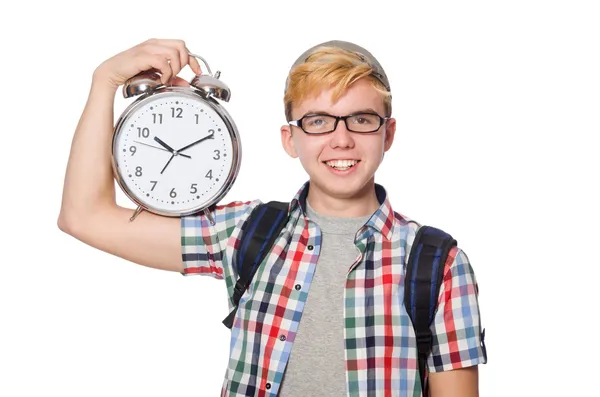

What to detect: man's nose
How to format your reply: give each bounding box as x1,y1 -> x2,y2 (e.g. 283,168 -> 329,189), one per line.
329,120 -> 355,148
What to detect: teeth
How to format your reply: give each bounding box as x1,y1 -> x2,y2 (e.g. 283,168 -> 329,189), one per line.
325,160 -> 358,169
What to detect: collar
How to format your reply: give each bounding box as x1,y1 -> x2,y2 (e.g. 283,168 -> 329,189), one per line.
288,181 -> 395,241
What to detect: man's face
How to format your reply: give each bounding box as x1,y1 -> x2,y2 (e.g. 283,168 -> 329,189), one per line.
281,78 -> 396,201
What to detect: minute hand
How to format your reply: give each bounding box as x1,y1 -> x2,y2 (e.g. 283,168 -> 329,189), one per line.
176,132 -> 215,153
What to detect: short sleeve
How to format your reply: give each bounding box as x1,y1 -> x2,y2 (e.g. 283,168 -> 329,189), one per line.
427,246 -> 488,372
180,199 -> 259,279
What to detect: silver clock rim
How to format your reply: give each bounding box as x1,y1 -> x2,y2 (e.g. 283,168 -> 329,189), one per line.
111,85 -> 242,217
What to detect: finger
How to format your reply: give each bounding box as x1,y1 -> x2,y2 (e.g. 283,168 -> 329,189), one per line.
143,39 -> 202,75
174,41 -> 191,73
142,44 -> 181,79
177,43 -> 202,75
187,54 -> 202,75
170,76 -> 190,87
145,54 -> 172,84
165,48 -> 182,78
170,40 -> 201,75
145,39 -> 191,73
166,54 -> 181,81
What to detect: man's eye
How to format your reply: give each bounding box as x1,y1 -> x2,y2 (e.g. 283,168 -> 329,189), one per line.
306,117 -> 328,126
351,115 -> 377,124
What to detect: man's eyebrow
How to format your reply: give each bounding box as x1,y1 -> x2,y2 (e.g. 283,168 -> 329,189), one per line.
301,108 -> 381,117
348,108 -> 380,115
301,109 -> 332,117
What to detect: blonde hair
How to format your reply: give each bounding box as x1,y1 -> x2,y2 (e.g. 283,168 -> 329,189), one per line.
284,46 -> 392,121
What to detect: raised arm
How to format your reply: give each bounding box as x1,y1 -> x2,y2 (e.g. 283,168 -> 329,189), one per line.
57,38 -> 202,273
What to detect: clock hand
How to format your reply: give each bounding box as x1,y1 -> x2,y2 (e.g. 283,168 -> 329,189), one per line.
176,131 -> 215,153
133,141 -> 191,159
154,136 -> 176,153
160,154 -> 175,174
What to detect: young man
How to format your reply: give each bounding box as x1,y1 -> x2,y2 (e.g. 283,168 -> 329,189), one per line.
58,38 -> 487,396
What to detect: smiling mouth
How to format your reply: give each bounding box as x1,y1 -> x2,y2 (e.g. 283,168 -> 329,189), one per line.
324,160 -> 360,170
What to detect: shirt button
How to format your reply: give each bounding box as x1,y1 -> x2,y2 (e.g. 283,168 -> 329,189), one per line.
266,383 -> 271,389
279,334 -> 286,341
295,284 -> 301,290
307,245 -> 314,250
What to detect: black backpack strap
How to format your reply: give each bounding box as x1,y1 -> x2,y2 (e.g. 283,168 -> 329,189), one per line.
404,225 -> 457,396
222,201 -> 290,329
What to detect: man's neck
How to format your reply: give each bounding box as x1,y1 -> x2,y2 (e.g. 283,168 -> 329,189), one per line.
306,181 -> 380,218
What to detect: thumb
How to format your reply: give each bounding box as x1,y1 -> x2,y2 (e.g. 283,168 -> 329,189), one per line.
170,76 -> 191,87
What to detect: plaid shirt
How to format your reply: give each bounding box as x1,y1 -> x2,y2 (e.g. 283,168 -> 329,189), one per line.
181,182 -> 487,396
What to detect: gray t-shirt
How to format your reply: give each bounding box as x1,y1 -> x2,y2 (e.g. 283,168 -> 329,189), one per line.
278,200 -> 371,396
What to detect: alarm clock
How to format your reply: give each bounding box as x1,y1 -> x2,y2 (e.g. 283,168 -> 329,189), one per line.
111,53 -> 241,222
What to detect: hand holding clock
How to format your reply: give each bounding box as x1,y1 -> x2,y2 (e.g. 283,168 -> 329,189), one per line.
93,38 -> 203,89
103,37 -> 240,220
60,36 -> 240,281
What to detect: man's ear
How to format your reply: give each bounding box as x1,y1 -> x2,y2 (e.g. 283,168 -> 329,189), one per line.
383,118 -> 396,152
281,125 -> 298,158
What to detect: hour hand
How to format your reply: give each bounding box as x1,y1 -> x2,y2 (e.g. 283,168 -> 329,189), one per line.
154,136 -> 176,153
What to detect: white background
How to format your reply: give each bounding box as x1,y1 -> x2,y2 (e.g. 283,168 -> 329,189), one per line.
1,1 -> 598,396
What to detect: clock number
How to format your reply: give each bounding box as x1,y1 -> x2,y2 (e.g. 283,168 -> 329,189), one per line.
171,107 -> 183,118
205,170 -> 213,180
190,183 -> 198,194
135,166 -> 142,177
213,150 -> 220,160
195,114 -> 199,124
137,127 -> 150,138
129,146 -> 137,156
152,113 -> 163,124
170,188 -> 177,198
150,181 -> 157,191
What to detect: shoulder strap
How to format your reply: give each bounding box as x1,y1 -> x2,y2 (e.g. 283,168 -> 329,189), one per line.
404,225 -> 457,396
222,201 -> 290,329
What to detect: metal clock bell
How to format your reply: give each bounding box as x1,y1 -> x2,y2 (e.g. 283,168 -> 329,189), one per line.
111,53 -> 242,222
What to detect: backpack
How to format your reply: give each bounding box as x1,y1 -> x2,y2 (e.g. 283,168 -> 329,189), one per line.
222,201 -> 457,396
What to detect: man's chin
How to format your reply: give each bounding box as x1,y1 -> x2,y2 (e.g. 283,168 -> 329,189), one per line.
308,175 -> 374,200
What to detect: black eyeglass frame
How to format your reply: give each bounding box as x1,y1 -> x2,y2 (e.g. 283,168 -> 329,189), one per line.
288,112 -> 390,134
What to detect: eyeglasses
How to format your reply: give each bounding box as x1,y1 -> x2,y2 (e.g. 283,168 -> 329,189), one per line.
288,112 -> 389,134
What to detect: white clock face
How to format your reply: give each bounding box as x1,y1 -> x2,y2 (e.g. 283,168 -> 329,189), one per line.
113,90 -> 237,214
